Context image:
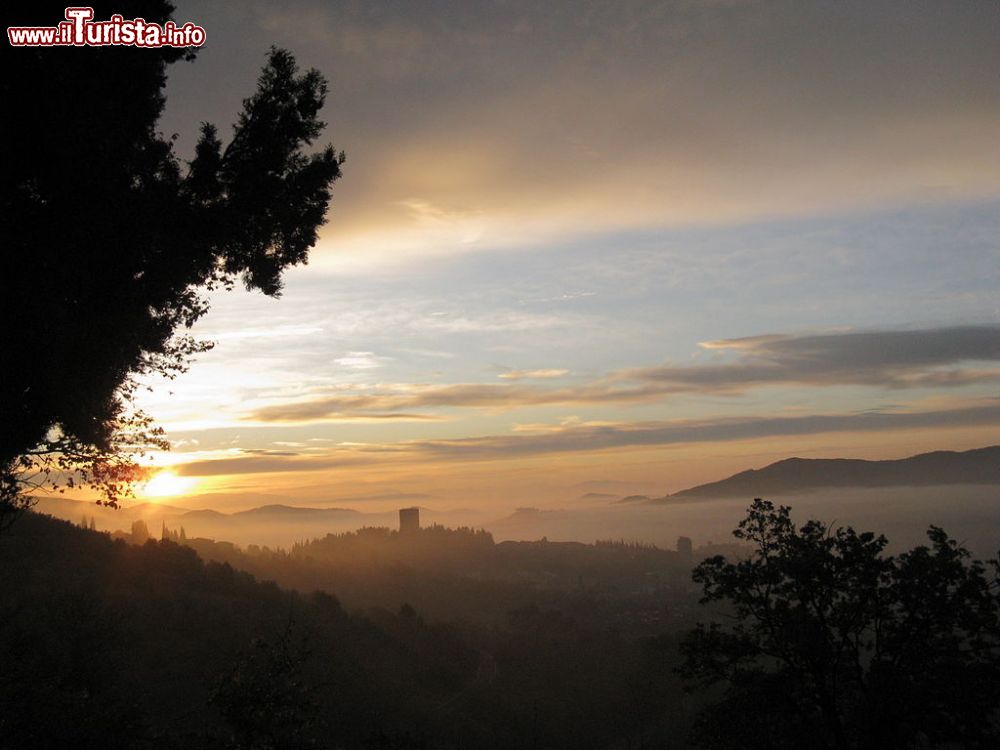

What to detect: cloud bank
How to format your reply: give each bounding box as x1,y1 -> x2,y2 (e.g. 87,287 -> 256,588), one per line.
247,326 -> 1000,423
179,400 -> 1000,475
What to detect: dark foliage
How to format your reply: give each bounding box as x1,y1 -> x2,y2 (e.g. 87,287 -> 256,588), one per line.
0,0 -> 344,513
680,499 -> 1000,750
211,624 -> 319,750
185,524 -> 697,630
0,513 -> 693,749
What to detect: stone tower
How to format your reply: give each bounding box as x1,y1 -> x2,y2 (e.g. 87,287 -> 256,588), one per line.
398,507 -> 420,534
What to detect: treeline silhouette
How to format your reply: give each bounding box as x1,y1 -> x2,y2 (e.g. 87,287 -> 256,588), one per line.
5,506 -> 997,749
0,513 -> 693,749
167,523 -> 703,631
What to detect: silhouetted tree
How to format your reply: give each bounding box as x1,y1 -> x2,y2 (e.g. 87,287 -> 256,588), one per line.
131,519 -> 151,545
680,499 -> 1000,749
1,0 -> 344,519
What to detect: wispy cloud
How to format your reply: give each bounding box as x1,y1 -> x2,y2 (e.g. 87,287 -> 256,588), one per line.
177,400 -> 1000,475
175,454 -> 381,477
252,411 -> 446,424
245,326 -> 1000,423
332,351 -> 390,370
627,326 -> 1000,390
403,402 -> 1000,459
498,368 -> 569,380
521,292 -> 596,303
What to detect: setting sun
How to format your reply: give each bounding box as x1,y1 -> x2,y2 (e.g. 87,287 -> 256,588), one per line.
141,470 -> 196,499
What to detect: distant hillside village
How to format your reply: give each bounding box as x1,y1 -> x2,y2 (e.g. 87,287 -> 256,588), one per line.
101,505 -> 700,570
71,504 -> 717,632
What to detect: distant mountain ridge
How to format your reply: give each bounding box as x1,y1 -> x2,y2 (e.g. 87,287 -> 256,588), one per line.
667,446 -> 1000,500
230,504 -> 359,518
29,495 -> 394,549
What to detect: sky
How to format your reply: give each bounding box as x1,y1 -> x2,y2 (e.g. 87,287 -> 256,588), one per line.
132,0 -> 1000,509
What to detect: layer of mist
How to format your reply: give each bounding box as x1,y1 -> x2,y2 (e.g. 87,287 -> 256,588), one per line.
36,484 -> 1000,558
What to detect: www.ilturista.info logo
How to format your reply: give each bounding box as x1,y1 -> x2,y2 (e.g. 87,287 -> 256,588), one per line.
7,7 -> 206,48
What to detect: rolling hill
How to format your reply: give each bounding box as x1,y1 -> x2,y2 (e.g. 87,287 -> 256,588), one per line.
665,445 -> 1000,500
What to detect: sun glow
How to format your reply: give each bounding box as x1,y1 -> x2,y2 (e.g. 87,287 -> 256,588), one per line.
141,470 -> 197,499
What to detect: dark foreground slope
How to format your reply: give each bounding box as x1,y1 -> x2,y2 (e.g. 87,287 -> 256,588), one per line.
0,513 -> 689,750
670,445 -> 1000,499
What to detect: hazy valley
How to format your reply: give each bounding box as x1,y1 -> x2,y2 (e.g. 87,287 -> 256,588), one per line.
35,446 -> 1000,556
